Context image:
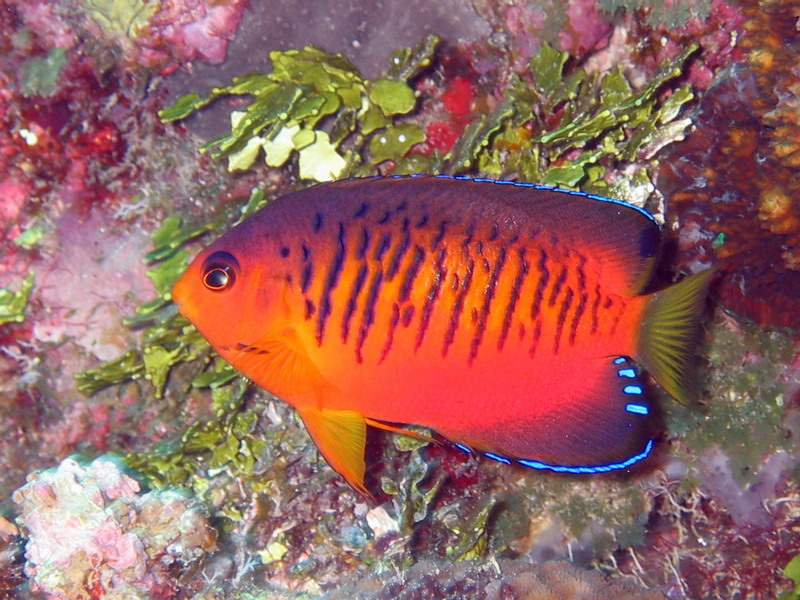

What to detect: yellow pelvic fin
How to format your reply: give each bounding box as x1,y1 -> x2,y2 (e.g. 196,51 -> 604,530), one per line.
638,268 -> 716,404
298,407 -> 371,497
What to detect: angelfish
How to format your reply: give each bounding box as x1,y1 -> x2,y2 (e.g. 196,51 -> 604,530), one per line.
173,175 -> 714,495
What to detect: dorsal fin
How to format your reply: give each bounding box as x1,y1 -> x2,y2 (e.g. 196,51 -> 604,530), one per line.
304,175 -> 661,296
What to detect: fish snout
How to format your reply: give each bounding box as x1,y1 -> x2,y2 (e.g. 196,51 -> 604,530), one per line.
171,271 -> 192,316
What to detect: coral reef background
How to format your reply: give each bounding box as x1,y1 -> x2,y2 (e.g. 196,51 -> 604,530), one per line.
1,0 -> 800,599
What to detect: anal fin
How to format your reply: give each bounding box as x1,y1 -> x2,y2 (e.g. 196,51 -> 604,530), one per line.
453,356 -> 655,474
299,407 -> 371,497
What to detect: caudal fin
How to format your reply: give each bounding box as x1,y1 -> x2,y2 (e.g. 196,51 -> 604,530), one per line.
637,268 -> 716,404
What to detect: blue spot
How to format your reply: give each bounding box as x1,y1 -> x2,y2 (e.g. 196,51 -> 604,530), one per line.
454,443 -> 472,454
484,452 -> 512,464
613,356 -> 627,365
617,368 -> 636,378
517,439 -> 654,474
623,385 -> 643,395
626,403 -> 649,415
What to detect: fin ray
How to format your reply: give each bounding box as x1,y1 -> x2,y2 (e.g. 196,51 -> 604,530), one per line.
229,324 -> 332,401
299,407 -> 370,497
637,268 -> 716,403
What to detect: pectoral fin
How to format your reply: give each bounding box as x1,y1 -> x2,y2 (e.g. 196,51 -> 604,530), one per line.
228,324 -> 332,403
298,407 -> 370,497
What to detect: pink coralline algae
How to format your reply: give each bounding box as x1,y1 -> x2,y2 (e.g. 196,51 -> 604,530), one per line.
13,456 -> 217,600
559,0 -> 612,56
631,0 -> 745,90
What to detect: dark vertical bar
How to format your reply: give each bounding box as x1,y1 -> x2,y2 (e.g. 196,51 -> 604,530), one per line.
379,303 -> 401,363
469,247 -> 507,364
553,287 -> 573,354
398,246 -> 426,302
442,257 -> 474,357
530,249 -> 549,319
355,270 -> 384,362
315,222 -> 346,345
415,248 -> 447,352
341,263 -> 369,343
498,247 -> 529,352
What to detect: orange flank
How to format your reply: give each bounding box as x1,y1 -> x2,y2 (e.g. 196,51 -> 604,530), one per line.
173,175 -> 714,495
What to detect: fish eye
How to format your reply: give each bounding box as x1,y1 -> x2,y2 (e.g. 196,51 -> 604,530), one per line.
201,251 -> 239,292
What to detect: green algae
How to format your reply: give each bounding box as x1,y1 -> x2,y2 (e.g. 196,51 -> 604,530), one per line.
160,36 -> 440,181
75,349 -> 144,395
471,42 -> 697,197
0,273 -> 34,325
20,47 -> 67,97
368,79 -> 416,116
84,0 -> 159,39
369,124 -> 426,163
124,376 -> 265,491
13,223 -> 45,250
381,445 -> 446,531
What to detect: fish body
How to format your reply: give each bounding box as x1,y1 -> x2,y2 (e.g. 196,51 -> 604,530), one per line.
173,175 -> 713,494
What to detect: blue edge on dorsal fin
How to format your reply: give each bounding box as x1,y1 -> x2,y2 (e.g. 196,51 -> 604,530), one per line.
389,173 -> 659,226
452,355 -> 655,475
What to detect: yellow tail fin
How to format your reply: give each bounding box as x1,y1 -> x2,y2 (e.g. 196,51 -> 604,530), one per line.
637,268 -> 716,404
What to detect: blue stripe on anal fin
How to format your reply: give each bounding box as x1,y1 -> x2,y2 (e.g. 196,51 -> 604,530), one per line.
484,452 -> 512,465
516,439 -> 654,474
473,438 -> 654,474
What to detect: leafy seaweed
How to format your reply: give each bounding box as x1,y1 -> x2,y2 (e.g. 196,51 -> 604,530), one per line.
159,36 -> 440,180
468,42 -> 697,201
124,376 -> 265,489
0,273 -> 34,326
13,223 -> 45,250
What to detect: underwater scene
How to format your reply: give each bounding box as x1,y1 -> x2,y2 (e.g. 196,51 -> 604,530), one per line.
0,0 -> 799,598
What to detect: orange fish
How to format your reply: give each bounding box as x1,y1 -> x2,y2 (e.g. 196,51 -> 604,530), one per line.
173,175 -> 713,495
